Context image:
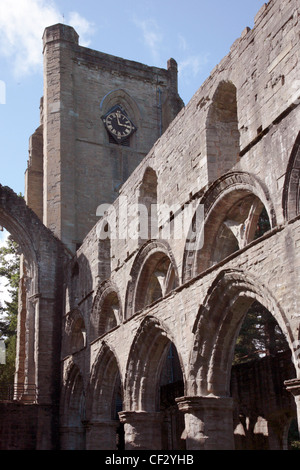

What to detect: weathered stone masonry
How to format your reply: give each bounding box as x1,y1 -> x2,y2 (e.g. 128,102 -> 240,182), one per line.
1,0 -> 300,450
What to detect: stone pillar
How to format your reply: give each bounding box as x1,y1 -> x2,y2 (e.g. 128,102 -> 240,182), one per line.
85,420 -> 119,450
176,396 -> 234,450
285,379 -> 300,434
118,411 -> 162,450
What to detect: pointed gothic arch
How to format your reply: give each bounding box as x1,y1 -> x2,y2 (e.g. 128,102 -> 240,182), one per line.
206,80 -> 240,182
182,172 -> 275,282
124,240 -> 179,320
188,269 -> 296,398
90,280 -> 122,340
282,131 -> 300,221
124,316 -> 185,412
60,362 -> 86,450
86,342 -> 123,450
0,185 -> 65,415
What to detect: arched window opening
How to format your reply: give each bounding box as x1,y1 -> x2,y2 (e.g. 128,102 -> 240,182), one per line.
254,207 -> 271,240
206,81 -> 240,182
97,222 -> 111,280
138,168 -> 158,243
88,344 -> 123,450
70,317 -> 86,354
196,191 -> 271,275
98,291 -> 119,337
231,301 -> 296,450
135,253 -> 176,313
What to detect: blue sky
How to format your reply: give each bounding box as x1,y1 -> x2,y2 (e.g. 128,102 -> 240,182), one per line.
0,0 -> 266,197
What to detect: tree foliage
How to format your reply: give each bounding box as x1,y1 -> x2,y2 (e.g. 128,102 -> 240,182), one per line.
233,300 -> 289,365
0,234 -> 20,386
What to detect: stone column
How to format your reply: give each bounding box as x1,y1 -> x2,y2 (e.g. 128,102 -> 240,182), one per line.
85,420 -> 119,450
285,379 -> 300,434
118,411 -> 162,450
176,396 -> 234,450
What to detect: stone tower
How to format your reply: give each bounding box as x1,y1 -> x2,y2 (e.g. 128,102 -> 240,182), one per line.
25,24 -> 183,252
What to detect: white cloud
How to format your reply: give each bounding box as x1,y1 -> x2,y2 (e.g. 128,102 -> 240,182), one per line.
68,11 -> 95,47
133,17 -> 163,63
178,34 -> 188,52
0,0 -> 95,77
178,54 -> 209,83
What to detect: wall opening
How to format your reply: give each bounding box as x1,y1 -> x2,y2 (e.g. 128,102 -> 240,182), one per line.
134,252 -> 176,313
206,81 -> 240,182
197,191 -> 271,274
231,301 -> 297,450
159,343 -> 185,450
138,167 -> 158,243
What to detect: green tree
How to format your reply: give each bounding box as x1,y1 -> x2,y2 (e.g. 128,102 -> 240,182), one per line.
0,234 -> 20,387
233,301 -> 289,365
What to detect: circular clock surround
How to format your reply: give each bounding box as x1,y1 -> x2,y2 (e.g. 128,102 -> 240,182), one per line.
102,105 -> 137,143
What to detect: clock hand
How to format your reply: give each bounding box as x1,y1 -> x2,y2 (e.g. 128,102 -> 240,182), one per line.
116,118 -> 131,129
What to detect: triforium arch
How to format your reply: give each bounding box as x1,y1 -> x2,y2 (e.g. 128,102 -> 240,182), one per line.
283,131 -> 300,221
90,280 -> 122,341
86,342 -> 123,450
60,361 -> 86,450
182,172 -> 275,282
0,185 -> 65,416
188,269 -> 296,398
125,240 -> 179,319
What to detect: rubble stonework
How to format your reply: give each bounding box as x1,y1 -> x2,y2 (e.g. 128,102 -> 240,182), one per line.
0,0 -> 300,450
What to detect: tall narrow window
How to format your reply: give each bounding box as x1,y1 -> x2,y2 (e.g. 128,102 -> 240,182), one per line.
206,81 -> 240,182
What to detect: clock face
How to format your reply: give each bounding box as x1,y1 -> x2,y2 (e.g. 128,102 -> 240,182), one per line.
102,106 -> 136,143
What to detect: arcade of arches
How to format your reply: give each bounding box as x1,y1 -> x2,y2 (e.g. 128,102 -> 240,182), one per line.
1,0 -> 300,451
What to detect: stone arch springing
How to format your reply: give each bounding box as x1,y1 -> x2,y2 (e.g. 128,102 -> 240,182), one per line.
182,172 -> 275,282
206,80 -> 240,182
282,131 -> 300,221
124,316 -> 185,412
138,166 -> 158,243
90,280 -> 122,341
124,240 -> 179,320
188,269 -> 296,398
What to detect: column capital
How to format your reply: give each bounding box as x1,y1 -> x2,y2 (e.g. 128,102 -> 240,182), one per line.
285,378 -> 300,397
118,410 -> 162,424
175,396 -> 234,450
118,411 -> 162,450
176,395 -> 233,412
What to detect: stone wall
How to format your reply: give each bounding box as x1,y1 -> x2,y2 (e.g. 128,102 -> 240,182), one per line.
59,0 -> 300,450
26,24 -> 183,253
1,0 -> 299,451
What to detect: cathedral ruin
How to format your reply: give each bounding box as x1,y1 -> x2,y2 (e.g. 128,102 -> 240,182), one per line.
0,0 -> 300,450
